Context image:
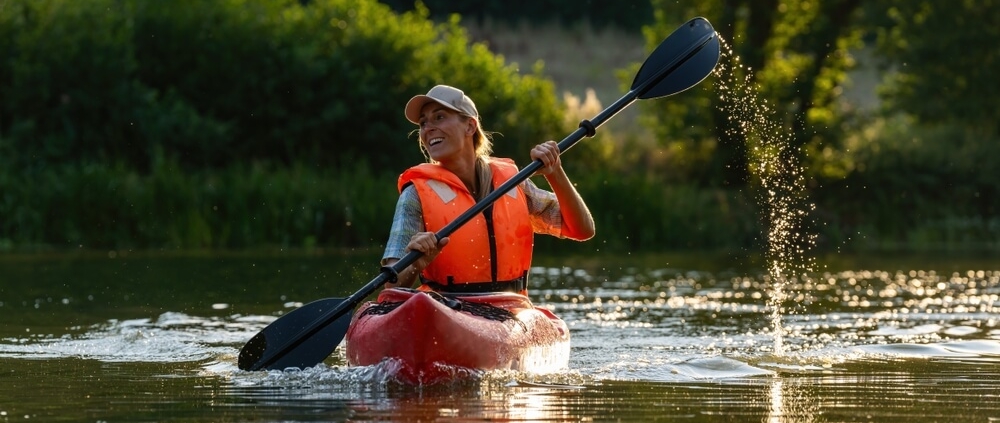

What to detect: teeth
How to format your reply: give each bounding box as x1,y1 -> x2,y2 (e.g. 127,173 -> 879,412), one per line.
429,138 -> 444,146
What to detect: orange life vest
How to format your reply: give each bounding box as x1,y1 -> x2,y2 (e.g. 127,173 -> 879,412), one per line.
398,158 -> 533,294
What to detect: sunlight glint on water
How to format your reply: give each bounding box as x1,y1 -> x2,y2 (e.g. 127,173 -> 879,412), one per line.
713,37 -> 818,356
1,253 -> 999,421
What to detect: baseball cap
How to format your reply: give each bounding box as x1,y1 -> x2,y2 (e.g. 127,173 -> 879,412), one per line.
404,85 -> 479,124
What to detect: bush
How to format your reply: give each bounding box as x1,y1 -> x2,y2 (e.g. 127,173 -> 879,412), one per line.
813,116 -> 1000,251
0,156 -> 398,250
0,0 -> 565,173
0,0 -> 149,171
377,0 -> 653,30
537,170 -> 762,253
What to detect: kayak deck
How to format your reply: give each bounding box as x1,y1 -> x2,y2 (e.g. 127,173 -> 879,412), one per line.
345,288 -> 570,384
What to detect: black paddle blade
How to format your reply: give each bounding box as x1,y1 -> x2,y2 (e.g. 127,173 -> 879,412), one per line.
237,298 -> 353,371
632,17 -> 720,100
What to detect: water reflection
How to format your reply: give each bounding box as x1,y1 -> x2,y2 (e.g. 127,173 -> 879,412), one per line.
770,378 -> 785,423
1,253 -> 999,421
215,367 -> 591,421
766,377 -> 822,423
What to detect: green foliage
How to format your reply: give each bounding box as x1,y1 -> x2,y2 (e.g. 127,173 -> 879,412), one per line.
813,116 -> 1000,251
0,0 -> 563,251
2,0 -> 997,253
377,0 -> 653,30
0,157 -> 397,250
537,171 -> 762,253
0,0 -> 148,171
868,0 -> 1000,135
643,0 -> 864,187
0,0 -> 563,173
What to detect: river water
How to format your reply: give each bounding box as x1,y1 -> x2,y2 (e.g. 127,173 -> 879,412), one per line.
1,251 -> 998,422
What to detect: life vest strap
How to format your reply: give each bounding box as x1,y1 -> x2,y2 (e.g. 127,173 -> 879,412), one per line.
420,272 -> 528,294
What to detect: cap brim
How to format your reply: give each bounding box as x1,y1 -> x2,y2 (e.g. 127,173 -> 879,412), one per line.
404,95 -> 461,124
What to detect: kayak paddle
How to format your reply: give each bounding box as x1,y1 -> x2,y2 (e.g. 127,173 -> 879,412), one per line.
238,16 -> 721,371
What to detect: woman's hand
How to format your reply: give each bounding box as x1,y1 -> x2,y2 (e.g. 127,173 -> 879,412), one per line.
530,141 -> 562,176
406,231 -> 449,270
383,232 -> 449,289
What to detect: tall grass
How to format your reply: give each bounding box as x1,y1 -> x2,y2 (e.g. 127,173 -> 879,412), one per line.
577,172 -> 761,252
1,158 -> 763,253
5,136 -> 995,254
0,157 -> 397,251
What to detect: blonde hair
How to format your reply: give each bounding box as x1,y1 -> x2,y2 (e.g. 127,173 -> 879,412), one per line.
470,116 -> 495,201
469,115 -> 493,158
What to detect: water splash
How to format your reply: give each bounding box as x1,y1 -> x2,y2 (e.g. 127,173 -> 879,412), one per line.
711,37 -> 818,355
0,312 -> 242,362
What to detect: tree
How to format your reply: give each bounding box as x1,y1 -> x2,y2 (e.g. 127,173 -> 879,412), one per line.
870,0 -> 1000,136
644,0 -> 864,187
0,0 -> 565,173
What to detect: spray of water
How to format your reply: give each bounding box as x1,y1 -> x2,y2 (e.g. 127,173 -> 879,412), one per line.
712,37 -> 817,355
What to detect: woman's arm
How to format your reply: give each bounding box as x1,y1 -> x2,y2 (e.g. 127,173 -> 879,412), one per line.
530,141 -> 596,241
381,185 -> 427,289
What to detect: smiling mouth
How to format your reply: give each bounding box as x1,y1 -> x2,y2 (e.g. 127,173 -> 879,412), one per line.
428,138 -> 444,147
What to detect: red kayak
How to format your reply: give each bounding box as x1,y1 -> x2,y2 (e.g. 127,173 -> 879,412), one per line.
345,288 -> 570,384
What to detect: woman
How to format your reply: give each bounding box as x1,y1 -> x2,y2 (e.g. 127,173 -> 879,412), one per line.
382,85 -> 595,294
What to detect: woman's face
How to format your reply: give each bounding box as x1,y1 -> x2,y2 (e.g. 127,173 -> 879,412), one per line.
417,104 -> 474,163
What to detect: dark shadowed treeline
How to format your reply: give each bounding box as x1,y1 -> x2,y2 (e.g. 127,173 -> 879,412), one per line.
1,0 -> 997,253
378,0 -> 653,29
0,0 -> 563,173
640,0 -> 1000,251
0,0 -> 568,250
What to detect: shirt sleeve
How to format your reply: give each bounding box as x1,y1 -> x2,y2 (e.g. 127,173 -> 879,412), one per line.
521,178 -> 565,238
381,184 -> 424,265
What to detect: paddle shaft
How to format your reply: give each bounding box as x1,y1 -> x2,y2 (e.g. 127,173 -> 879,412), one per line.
422,26 -> 716,250
248,105 -> 621,370
245,18 -> 719,371
248,132 -> 589,370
